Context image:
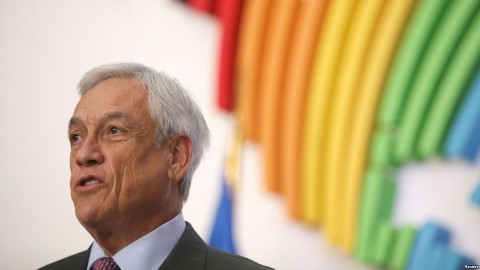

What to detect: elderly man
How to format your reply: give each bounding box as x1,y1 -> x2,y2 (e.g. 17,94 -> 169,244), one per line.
39,63 -> 272,270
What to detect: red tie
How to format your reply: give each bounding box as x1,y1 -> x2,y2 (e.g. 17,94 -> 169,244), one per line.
91,257 -> 120,270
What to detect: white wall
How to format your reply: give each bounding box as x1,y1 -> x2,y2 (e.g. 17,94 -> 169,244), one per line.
0,1 -> 478,269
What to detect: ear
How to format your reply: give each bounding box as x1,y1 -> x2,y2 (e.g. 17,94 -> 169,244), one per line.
167,135 -> 193,182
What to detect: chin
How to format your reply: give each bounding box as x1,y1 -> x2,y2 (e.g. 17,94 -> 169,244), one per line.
74,204 -> 104,229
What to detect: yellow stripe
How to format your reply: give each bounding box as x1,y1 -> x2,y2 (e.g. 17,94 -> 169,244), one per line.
281,0 -> 328,219
323,0 -> 385,246
302,0 -> 357,225
226,122 -> 243,188
343,0 -> 417,253
235,0 -> 272,142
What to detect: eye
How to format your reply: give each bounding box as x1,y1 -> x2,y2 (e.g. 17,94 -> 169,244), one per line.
108,126 -> 121,135
70,133 -> 81,143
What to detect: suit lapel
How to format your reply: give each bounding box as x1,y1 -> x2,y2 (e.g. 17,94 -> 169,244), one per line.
159,222 -> 208,270
38,246 -> 91,270
63,249 -> 90,270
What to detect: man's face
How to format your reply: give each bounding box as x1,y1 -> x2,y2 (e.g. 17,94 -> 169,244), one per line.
69,78 -> 173,231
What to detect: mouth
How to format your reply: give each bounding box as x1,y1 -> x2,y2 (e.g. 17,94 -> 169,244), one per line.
80,178 -> 100,186
75,174 -> 105,191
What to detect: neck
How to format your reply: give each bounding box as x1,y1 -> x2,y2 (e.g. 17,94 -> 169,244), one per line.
86,204 -> 182,256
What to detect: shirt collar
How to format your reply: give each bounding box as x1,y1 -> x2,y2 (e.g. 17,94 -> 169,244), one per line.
87,212 -> 186,270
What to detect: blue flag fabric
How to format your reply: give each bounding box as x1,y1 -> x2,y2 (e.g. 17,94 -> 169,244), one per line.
444,73 -> 480,159
209,174 -> 237,254
471,182 -> 480,206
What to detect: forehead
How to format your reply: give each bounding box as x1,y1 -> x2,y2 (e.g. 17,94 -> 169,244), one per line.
73,78 -> 149,118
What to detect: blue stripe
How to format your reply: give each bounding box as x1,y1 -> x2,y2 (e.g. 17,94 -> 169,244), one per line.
444,73 -> 480,159
208,174 -> 237,253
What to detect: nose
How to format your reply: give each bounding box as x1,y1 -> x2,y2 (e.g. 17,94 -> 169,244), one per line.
74,137 -> 105,167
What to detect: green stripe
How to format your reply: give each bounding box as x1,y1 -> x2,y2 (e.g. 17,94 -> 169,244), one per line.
372,221 -> 396,266
369,131 -> 394,167
360,0 -> 447,261
377,0 -> 449,129
418,10 -> 480,158
388,226 -> 416,270
356,169 -> 396,263
394,0 -> 480,164
356,169 -> 385,262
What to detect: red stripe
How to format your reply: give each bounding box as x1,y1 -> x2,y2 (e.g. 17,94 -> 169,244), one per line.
188,0 -> 215,13
217,0 -> 245,111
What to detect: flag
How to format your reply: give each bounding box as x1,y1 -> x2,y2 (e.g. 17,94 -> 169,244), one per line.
209,124 -> 242,253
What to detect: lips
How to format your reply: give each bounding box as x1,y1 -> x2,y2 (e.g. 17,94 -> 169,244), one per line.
75,174 -> 105,191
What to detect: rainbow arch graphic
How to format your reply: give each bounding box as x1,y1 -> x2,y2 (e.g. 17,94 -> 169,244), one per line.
178,0 -> 480,269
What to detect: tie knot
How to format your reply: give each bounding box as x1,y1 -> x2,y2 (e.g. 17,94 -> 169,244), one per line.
91,257 -> 120,270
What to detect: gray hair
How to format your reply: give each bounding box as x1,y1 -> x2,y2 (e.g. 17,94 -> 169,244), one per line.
77,62 -> 210,201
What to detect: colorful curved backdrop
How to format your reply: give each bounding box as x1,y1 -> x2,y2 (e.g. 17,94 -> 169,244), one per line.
178,0 -> 480,269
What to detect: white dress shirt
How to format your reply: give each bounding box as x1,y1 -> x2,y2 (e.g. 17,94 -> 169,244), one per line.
86,213 -> 186,270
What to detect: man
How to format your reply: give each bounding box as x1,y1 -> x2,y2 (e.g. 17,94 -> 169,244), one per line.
39,63 -> 272,270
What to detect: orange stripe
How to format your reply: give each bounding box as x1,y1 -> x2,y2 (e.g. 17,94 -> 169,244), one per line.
281,0 -> 329,218
235,0 -> 272,141
259,0 -> 301,193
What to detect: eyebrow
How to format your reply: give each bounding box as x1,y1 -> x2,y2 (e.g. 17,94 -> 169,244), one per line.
102,111 -> 132,124
68,111 -> 133,129
68,117 -> 82,129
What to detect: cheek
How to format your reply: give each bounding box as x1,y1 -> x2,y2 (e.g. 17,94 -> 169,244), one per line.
131,145 -> 166,176
69,151 -> 75,169
117,164 -> 165,211
124,153 -> 169,196
115,153 -> 149,192
69,152 -> 78,189
110,142 -> 170,198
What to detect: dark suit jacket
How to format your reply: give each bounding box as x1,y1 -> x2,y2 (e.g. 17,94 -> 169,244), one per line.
38,222 -> 273,270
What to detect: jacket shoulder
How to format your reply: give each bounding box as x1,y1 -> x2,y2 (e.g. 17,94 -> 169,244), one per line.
37,249 -> 90,270
205,247 -> 274,270
160,222 -> 274,270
